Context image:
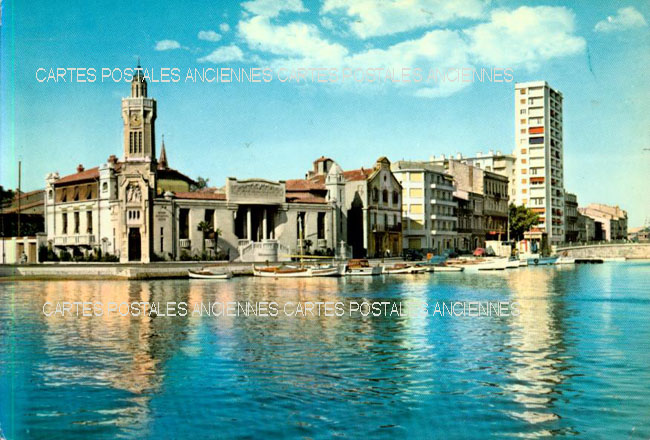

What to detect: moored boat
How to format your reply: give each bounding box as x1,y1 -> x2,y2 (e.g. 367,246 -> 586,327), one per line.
527,256 -> 559,266
383,263 -> 427,274
253,265 -> 311,277
432,264 -> 463,272
344,259 -> 382,276
506,258 -> 521,269
188,268 -> 233,279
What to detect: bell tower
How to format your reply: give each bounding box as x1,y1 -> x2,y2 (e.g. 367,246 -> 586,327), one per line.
121,62 -> 156,162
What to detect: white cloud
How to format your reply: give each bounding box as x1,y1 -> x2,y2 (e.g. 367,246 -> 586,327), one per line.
241,0 -> 306,18
198,30 -> 222,42
321,0 -> 485,39
464,6 -> 585,70
594,7 -> 647,33
197,45 -> 245,63
154,39 -> 182,51
239,16 -> 348,63
219,23 -> 231,33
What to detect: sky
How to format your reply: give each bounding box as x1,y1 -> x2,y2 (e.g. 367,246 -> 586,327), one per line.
1,0 -> 649,226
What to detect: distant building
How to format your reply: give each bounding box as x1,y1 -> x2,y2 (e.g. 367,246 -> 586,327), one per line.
564,192 -> 579,243
0,189 -> 45,237
513,81 -> 565,245
431,150 -> 516,201
577,212 -> 596,242
391,161 -> 456,253
628,226 -> 649,242
578,204 -> 628,241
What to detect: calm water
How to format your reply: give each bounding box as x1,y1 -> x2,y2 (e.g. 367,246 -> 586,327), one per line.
1,263 -> 650,439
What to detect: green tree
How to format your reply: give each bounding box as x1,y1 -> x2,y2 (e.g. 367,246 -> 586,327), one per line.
508,203 -> 539,241
191,177 -> 210,192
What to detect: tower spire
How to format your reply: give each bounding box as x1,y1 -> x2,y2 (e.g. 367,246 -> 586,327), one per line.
158,135 -> 168,169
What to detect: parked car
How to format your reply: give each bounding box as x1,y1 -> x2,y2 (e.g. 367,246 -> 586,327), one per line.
473,247 -> 486,257
403,249 -> 424,261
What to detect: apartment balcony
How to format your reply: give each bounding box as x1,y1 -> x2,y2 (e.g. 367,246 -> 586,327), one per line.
372,224 -> 402,233
204,239 -> 216,248
53,235 -> 96,247
430,214 -> 456,221
317,238 -> 328,248
179,238 -> 191,249
430,183 -> 454,191
431,230 -> 458,236
430,198 -> 457,207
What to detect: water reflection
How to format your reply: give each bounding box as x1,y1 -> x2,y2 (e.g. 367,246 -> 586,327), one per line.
505,268 -> 567,435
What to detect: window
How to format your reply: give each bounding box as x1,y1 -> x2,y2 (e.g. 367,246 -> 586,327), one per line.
522,189 -> 527,194
61,189 -> 67,202
521,179 -> 527,184
62,213 -> 68,234
382,189 -> 388,204
410,172 -> 423,182
520,119 -> 526,124
86,185 -> 93,200
160,227 -> 164,253
521,159 -> 527,164
179,208 -> 190,239
410,204 -> 423,214
48,190 -> 53,200
520,129 -> 526,134
409,188 -> 423,198
86,211 -> 93,233
73,187 -> 79,201
529,137 -> 544,145
102,182 -> 108,192
372,188 -> 379,202
521,169 -> 527,174
520,99 -> 526,104
520,88 -> 526,95
521,148 -> 527,154
520,109 -> 526,114
204,209 -> 215,229
317,212 -> 326,240
74,211 -> 80,234
392,191 -> 399,205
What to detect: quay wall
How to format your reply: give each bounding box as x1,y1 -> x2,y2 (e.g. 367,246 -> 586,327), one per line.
556,243 -> 650,259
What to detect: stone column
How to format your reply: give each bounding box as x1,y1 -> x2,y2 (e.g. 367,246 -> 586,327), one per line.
246,207 -> 252,241
263,208 -> 268,240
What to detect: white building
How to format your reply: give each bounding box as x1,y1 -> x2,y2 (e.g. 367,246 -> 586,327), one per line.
391,161 -> 456,253
513,81 -> 565,244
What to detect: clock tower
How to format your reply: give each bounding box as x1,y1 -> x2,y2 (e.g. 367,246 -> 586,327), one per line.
121,62 -> 156,162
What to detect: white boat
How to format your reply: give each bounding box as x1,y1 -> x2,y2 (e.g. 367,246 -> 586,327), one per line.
188,268 -> 233,279
383,264 -> 427,274
344,259 -> 382,276
506,258 -> 520,269
518,259 -> 528,267
310,265 -> 343,277
555,256 -> 576,264
477,258 -> 508,271
432,265 -> 463,272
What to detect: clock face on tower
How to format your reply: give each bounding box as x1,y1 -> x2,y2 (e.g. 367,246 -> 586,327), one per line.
130,112 -> 142,127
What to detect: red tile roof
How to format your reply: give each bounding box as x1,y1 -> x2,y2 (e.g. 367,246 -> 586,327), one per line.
343,168 -> 373,181
55,167 -> 100,185
285,178 -> 325,191
174,191 -> 226,200
286,192 -> 327,204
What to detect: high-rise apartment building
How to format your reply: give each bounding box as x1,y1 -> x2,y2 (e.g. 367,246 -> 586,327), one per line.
513,81 -> 565,244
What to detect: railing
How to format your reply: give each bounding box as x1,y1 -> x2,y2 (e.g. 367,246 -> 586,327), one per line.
556,239 -> 634,248
204,239 -> 216,248
238,239 -> 291,262
317,239 -> 327,248
179,238 -> 191,249
53,235 -> 96,246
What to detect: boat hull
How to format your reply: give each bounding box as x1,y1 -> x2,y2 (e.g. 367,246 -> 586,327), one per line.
188,270 -> 232,279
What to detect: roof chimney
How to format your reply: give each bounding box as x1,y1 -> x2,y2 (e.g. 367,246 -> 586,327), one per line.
77,164 -> 84,173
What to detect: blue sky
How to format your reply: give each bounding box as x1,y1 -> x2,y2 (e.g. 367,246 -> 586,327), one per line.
1,0 -> 649,226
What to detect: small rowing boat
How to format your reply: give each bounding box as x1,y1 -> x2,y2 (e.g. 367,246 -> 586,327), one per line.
188,268 -> 233,279
383,263 -> 427,274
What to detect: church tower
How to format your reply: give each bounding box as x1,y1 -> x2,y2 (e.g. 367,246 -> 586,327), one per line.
121,62 -> 156,162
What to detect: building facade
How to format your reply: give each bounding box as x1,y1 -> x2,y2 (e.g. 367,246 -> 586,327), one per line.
579,204 -> 628,241
513,81 -> 565,244
391,161 -> 456,253
564,192 -> 579,243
